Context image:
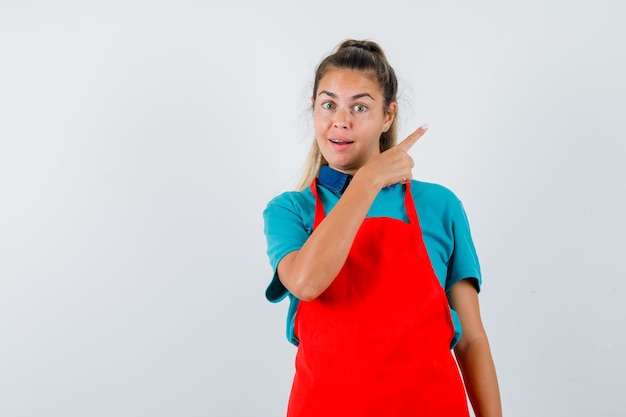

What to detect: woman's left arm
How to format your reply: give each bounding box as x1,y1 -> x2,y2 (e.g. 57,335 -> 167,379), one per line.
449,279 -> 503,417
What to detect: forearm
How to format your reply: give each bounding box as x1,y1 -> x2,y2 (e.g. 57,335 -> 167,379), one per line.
277,171 -> 381,301
276,127 -> 425,301
455,335 -> 502,417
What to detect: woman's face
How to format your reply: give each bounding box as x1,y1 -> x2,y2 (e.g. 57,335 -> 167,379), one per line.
313,68 -> 395,175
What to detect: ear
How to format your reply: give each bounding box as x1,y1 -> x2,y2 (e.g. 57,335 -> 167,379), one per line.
383,102 -> 397,131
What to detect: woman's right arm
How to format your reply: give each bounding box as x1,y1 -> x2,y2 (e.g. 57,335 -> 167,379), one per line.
277,126 -> 427,301
277,172 -> 379,301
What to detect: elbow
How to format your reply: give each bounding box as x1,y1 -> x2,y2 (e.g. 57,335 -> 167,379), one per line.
297,293 -> 318,302
291,281 -> 323,302
277,255 -> 329,301
454,331 -> 490,358
283,274 -> 324,302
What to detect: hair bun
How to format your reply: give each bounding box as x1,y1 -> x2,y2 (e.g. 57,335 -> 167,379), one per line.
348,43 -> 376,52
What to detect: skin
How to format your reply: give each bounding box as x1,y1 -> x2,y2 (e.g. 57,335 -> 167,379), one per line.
277,68 -> 502,417
314,69 -> 397,176
450,281 -> 503,417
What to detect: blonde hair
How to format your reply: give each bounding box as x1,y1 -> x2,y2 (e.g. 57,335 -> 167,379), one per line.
295,39 -> 399,191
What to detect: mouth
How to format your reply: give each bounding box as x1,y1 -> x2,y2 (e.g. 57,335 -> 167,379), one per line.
329,139 -> 354,144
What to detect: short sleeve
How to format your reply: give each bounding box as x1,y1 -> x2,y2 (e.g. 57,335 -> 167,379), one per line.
445,201 -> 482,293
262,190 -> 315,302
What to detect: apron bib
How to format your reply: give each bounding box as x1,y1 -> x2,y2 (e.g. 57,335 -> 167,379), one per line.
287,181 -> 469,417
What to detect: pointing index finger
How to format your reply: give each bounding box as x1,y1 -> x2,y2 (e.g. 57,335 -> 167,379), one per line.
396,124 -> 428,152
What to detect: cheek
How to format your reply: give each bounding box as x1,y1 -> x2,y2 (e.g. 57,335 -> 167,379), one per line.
357,120 -> 382,136
313,120 -> 323,137
313,115 -> 331,133
314,124 -> 326,144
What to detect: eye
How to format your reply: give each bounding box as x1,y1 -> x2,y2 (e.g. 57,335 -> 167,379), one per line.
321,102 -> 336,110
353,104 -> 367,112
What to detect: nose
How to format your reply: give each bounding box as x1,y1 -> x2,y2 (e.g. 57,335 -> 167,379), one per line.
334,109 -> 350,129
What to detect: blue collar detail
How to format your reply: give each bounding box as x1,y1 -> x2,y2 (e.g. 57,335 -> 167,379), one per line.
317,165 -> 352,193
317,165 -> 397,193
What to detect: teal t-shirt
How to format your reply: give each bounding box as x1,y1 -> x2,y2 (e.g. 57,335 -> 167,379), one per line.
263,165 -> 482,348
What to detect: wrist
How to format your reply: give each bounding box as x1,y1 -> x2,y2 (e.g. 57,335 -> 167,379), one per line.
348,169 -> 385,201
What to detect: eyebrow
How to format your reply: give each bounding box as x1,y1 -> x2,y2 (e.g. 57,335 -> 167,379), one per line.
317,90 -> 375,101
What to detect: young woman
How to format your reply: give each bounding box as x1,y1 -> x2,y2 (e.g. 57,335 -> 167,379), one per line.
263,39 -> 502,417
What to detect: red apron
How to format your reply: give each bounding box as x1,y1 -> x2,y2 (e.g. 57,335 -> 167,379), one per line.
287,181 -> 469,417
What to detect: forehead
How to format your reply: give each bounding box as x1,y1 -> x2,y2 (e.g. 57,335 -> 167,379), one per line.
316,68 -> 381,97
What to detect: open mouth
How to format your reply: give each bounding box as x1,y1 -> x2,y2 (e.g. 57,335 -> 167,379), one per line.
330,139 -> 354,144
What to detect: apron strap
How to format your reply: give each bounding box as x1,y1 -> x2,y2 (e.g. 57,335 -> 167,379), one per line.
312,180 -> 420,230
404,182 -> 418,225
310,179 -> 325,229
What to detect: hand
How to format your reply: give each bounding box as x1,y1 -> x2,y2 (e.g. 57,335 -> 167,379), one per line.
396,124 -> 428,153
357,124 -> 428,188
394,124 -> 429,182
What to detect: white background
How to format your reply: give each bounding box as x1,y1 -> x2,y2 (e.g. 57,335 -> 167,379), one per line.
1,1 -> 625,416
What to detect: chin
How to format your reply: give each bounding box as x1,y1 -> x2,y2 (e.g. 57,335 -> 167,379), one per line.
328,164 -> 357,175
